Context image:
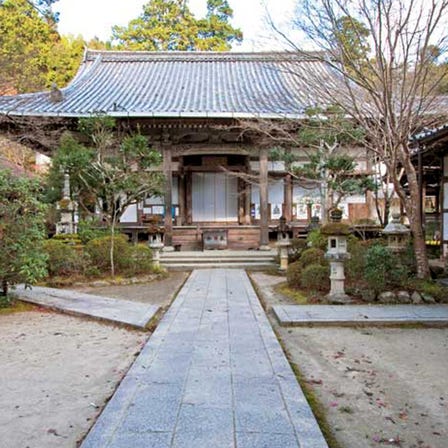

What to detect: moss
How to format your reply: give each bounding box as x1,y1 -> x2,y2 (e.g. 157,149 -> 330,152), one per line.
275,282 -> 308,304
0,298 -> 34,314
321,223 -> 350,235
58,198 -> 71,209
287,358 -> 343,448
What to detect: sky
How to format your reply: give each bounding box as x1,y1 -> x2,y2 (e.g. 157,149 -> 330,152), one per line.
55,0 -> 298,51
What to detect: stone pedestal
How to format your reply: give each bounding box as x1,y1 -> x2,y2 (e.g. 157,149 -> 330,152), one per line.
322,209 -> 351,304
328,258 -> 351,303
149,233 -> 164,268
151,246 -> 162,268
277,240 -> 291,271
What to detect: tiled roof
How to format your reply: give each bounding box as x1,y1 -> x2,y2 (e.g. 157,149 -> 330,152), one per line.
412,123 -> 448,142
0,50 -> 344,119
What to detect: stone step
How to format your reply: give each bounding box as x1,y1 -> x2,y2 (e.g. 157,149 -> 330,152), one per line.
160,255 -> 276,263
159,249 -> 278,270
160,250 -> 276,259
162,261 -> 277,270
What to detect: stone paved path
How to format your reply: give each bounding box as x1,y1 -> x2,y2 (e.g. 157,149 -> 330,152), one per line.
273,304 -> 448,326
16,285 -> 159,329
81,269 -> 327,448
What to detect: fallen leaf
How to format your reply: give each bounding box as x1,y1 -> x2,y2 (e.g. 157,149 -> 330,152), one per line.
305,379 -> 323,385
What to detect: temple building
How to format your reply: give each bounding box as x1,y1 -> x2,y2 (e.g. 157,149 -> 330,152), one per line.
0,50 -> 373,250
411,125 -> 448,258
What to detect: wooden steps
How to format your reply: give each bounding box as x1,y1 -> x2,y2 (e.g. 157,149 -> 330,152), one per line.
172,226 -> 261,251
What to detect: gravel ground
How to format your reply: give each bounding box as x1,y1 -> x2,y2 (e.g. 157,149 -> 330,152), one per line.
4,270 -> 446,448
73,271 -> 189,308
0,272 -> 189,448
0,311 -> 147,448
250,272 -> 448,448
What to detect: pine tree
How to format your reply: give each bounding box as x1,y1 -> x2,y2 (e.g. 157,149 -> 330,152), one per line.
111,0 -> 242,51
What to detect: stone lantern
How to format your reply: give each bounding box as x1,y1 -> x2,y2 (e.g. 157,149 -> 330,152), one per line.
382,213 -> 410,252
307,215 -> 320,232
148,229 -> 164,269
56,172 -> 77,235
321,209 -> 351,304
276,216 -> 291,271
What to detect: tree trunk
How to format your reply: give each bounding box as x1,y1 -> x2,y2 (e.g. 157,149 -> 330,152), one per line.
1,279 -> 8,296
110,220 -> 116,278
383,194 -> 390,227
320,183 -> 330,224
401,155 -> 430,279
407,204 -> 430,279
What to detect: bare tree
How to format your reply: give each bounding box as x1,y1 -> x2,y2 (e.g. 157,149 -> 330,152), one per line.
269,0 -> 448,278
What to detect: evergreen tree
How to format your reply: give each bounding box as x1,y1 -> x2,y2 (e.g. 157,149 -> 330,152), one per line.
111,0 -> 242,51
0,169 -> 48,296
197,0 -> 243,50
0,0 -> 83,93
46,116 -> 164,276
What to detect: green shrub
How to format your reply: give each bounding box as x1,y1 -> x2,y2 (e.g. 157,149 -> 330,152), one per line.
306,229 -> 327,251
128,244 -> 153,275
51,233 -> 82,245
300,248 -> 327,267
85,234 -> 132,273
397,240 -> 417,275
364,244 -> 408,293
301,264 -> 330,292
77,219 -> 108,244
286,261 -> 303,289
84,265 -> 101,278
345,236 -> 370,283
43,239 -> 90,277
0,295 -> 12,308
288,238 -> 308,263
407,279 -> 448,303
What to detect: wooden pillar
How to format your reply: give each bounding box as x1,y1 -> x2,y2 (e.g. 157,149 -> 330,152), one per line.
186,171 -> 193,225
163,144 -> 173,249
244,156 -> 251,225
245,181 -> 252,225
284,173 -> 292,222
259,147 -> 269,249
238,178 -> 245,224
178,156 -> 186,226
